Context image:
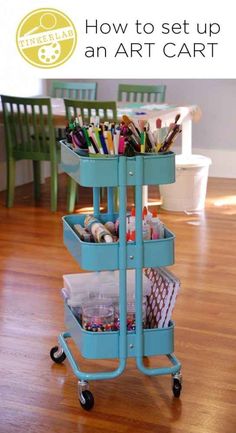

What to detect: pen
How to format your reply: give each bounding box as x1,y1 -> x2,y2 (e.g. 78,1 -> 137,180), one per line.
118,135 -> 125,154
105,130 -> 115,155
82,127 -> 95,153
94,127 -> 104,154
113,130 -> 120,155
99,128 -> 109,154
140,131 -> 146,153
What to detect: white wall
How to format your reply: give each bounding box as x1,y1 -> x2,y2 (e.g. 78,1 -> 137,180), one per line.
0,78 -> 43,98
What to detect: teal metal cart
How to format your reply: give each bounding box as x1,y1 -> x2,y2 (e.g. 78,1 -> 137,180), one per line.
50,141 -> 182,410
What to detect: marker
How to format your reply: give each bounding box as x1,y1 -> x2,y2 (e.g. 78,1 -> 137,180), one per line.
118,135 -> 125,154
140,131 -> 146,153
99,129 -> 109,154
105,130 -> 115,155
94,127 -> 104,154
113,130 -> 120,155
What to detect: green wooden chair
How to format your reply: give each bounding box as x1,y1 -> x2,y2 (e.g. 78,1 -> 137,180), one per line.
118,84 -> 166,103
51,83 -> 98,212
51,81 -> 97,100
1,95 -> 63,211
64,99 -> 118,213
64,99 -> 117,124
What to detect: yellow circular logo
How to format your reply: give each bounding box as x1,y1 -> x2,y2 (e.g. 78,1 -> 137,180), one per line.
16,8 -> 77,68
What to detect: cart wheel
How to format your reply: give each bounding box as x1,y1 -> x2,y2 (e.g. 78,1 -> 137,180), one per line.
172,377 -> 182,398
50,346 -> 66,364
79,390 -> 94,411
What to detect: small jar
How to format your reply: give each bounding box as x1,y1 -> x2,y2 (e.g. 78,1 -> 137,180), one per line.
70,292 -> 99,324
114,299 -> 146,331
82,300 -> 115,332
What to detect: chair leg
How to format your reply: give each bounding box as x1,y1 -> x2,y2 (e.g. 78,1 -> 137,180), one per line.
50,161 -> 58,212
67,176 -> 77,213
100,187 -> 106,204
33,160 -> 41,202
114,187 -> 119,212
6,158 -> 16,208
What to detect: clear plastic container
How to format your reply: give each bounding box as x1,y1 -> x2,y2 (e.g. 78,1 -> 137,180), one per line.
82,300 -> 115,332
70,292 -> 98,324
114,297 -> 147,331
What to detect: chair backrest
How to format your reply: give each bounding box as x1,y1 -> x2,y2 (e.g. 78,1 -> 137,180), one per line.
51,81 -> 97,100
118,84 -> 166,103
64,99 -> 117,123
1,95 -> 56,160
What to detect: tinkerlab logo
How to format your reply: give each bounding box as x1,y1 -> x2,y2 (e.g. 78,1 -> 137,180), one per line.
16,8 -> 77,68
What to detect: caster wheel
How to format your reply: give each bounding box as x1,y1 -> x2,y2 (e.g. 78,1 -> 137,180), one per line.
50,346 -> 66,364
79,390 -> 94,411
172,378 -> 182,398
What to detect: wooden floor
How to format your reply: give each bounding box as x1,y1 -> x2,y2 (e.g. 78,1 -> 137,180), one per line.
0,176 -> 235,433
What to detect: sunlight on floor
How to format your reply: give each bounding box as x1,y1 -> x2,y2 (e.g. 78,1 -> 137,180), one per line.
213,195 -> 236,207
75,206 -> 105,213
207,195 -> 236,215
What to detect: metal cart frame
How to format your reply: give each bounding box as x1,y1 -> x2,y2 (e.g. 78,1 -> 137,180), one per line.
50,143 -> 182,410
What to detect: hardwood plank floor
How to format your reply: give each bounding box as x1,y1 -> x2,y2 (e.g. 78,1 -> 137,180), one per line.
0,175 -> 235,433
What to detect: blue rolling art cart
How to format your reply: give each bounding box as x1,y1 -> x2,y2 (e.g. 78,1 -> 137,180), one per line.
50,140 -> 182,410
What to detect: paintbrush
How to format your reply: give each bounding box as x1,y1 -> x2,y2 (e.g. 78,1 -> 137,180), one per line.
159,124 -> 182,152
122,115 -> 141,141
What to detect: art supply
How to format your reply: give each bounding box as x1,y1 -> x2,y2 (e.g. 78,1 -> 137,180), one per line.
142,206 -> 152,224
104,221 -> 116,235
142,206 -> 151,240
150,210 -> 165,239
84,215 -> 113,243
159,113 -> 181,152
144,126 -> 153,152
153,119 -> 163,151
113,130 -> 120,155
88,128 -> 100,153
114,298 -> 147,331
105,130 -> 115,155
82,300 -> 115,332
159,267 -> 181,327
142,220 -> 151,240
128,207 -> 136,241
126,207 -> 153,241
74,224 -> 93,242
140,130 -> 146,153
159,124 -> 180,152
144,267 -> 180,328
65,112 -> 182,158
99,127 -> 109,154
122,115 -> 140,141
147,129 -> 155,148
118,135 -> 125,154
94,127 -> 104,154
